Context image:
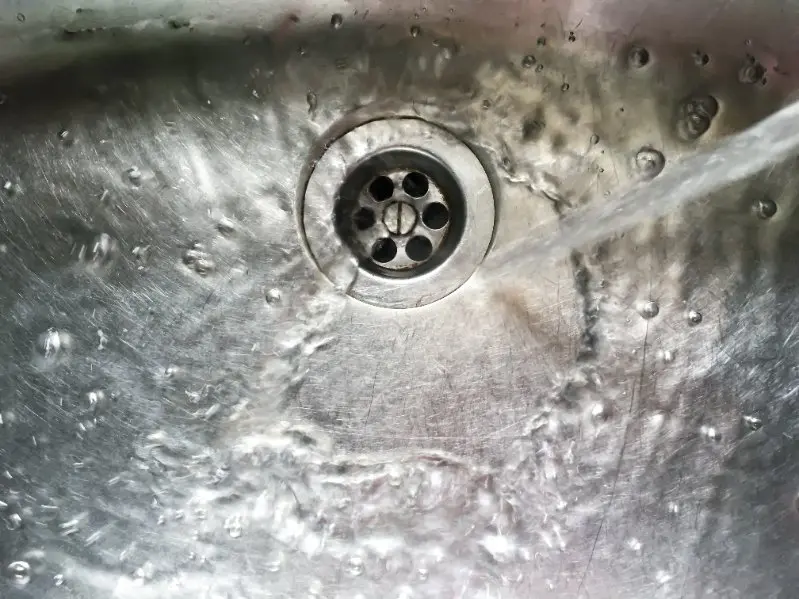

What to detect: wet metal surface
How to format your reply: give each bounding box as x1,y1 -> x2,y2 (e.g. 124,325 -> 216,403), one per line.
1,2 -> 799,598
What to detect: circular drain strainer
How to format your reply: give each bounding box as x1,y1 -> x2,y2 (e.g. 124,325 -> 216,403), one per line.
302,118 -> 495,309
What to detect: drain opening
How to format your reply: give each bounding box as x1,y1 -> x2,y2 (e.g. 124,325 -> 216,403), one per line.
334,148 -> 466,277
369,175 -> 394,202
422,203 -> 450,230
406,236 -> 434,261
402,172 -> 429,198
372,238 -> 397,263
353,207 -> 376,230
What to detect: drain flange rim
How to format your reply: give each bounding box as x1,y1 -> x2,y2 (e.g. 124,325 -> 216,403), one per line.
302,118 -> 495,309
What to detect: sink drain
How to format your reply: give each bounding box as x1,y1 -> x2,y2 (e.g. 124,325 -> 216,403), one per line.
302,119 -> 495,309
334,149 -> 464,275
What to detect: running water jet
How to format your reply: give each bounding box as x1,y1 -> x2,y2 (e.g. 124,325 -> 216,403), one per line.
481,97 -> 799,280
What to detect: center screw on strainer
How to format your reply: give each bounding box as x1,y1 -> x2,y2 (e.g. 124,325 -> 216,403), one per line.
301,118 -> 495,309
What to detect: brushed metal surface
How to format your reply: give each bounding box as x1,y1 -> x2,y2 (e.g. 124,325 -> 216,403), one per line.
0,2 -> 798,598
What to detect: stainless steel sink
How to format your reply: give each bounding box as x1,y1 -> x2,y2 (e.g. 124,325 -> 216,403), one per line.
1,1 -> 799,597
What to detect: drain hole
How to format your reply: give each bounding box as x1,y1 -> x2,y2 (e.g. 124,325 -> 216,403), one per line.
406,236 -> 433,261
402,172 -> 429,198
369,176 -> 394,202
372,238 -> 397,263
422,203 -> 450,230
353,207 -> 376,230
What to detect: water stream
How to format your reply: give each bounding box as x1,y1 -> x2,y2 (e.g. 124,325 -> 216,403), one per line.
483,97 -> 799,276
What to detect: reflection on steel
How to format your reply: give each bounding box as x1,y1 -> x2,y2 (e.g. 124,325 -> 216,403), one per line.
0,1 -> 798,598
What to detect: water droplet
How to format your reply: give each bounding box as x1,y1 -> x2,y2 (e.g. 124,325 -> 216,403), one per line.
638,300 -> 660,319
203,403 -> 221,420
59,517 -> 80,536
693,95 -> 720,118
627,46 -> 650,68
58,128 -> 75,146
681,113 -> 710,141
537,36 -> 547,46
36,328 -> 72,359
687,309 -> 703,325
167,17 -> 190,30
521,54 -> 536,68
568,31 -> 576,42
265,288 -> 282,305
126,166 -> 142,185
394,585 -> 414,599
306,91 -> 318,113
216,216 -> 235,235
754,198 -> 777,219
54,573 -> 65,586
325,251 -> 359,293
7,561 -> 30,585
522,118 -> 545,141
626,538 -> 643,553
224,514 -> 243,538
410,25 -> 421,37
6,513 -> 22,530
655,570 -> 672,584
700,424 -> 721,441
265,549 -> 284,572
743,414 -> 763,430
345,555 -> 365,576
589,134 -> 600,145
330,13 -> 343,29
676,95 -> 718,141
79,232 -> 117,266
535,63 -> 544,73
591,402 -> 606,418
132,245 -> 151,270
693,50 -> 710,66
661,349 -> 676,363
739,58 -> 766,84
182,245 -> 215,275
16,13 -> 25,23
308,580 -> 324,596
297,45 -> 307,57
635,147 -> 665,179
134,561 -> 155,581
86,389 -> 110,415
561,82 -> 570,92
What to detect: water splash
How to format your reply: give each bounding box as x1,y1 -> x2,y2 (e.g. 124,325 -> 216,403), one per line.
481,98 -> 799,280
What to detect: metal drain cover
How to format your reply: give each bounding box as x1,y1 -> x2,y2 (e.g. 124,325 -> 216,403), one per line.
302,118 -> 495,309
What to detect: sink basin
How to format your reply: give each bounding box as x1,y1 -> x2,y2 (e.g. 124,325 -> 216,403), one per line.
1,1 -> 798,597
